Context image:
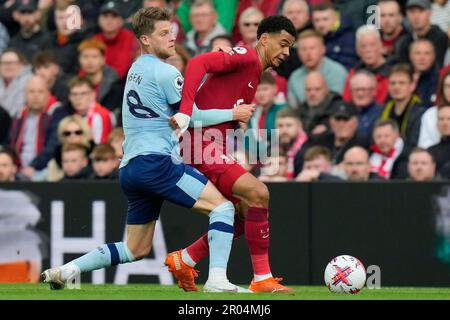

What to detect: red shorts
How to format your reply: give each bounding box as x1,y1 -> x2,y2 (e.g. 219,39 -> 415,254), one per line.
192,159 -> 247,204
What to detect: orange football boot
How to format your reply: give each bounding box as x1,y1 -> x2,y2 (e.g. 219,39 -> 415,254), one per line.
165,250 -> 199,292
249,277 -> 294,293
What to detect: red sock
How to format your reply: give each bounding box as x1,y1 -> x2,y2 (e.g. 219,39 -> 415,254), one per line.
245,207 -> 271,277
186,214 -> 245,264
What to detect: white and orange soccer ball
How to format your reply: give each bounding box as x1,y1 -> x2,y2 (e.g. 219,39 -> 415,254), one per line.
324,255 -> 366,294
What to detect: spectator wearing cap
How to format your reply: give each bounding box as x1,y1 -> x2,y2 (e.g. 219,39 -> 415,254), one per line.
90,143 -> 119,180
349,70 -> 383,138
297,71 -> 343,135
409,38 -> 439,108
381,63 -> 426,149
294,102 -> 370,174
0,21 -> 9,54
94,1 -> 139,80
48,1 -> 93,75
0,105 -> 11,146
378,0 -> 407,57
342,25 -> 396,106
394,0 -> 448,68
77,38 -> 123,113
311,2 -> 358,70
287,30 -> 348,108
183,0 -> 227,56
9,75 -> 61,180
407,147 -> 437,181
32,50 -> 70,105
427,105 -> 450,177
369,119 -> 409,179
9,0 -> 51,61
0,48 -> 32,117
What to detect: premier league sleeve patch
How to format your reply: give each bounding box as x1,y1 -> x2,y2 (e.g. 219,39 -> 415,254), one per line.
233,46 -> 248,55
173,75 -> 184,90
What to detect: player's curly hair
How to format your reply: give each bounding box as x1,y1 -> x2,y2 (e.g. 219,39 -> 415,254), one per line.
256,15 -> 297,40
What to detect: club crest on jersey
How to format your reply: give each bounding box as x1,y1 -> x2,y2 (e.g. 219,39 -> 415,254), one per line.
173,75 -> 184,90
232,46 -> 247,55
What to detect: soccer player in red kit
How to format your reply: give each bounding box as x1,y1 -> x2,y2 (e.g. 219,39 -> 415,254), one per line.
166,16 -> 297,293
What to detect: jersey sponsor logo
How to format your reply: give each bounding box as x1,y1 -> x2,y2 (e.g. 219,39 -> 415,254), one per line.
173,75 -> 184,90
233,46 -> 247,55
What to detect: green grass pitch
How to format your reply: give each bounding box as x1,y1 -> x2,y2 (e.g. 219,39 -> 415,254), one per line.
1,284 -> 450,300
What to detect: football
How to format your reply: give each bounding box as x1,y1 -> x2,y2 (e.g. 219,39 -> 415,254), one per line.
324,255 -> 366,294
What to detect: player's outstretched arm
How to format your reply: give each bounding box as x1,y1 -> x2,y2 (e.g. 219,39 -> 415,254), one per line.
189,103 -> 256,127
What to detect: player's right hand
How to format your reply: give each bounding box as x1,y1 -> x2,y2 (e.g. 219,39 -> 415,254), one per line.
232,103 -> 256,123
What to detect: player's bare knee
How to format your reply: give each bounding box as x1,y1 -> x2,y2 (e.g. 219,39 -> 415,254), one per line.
247,183 -> 270,206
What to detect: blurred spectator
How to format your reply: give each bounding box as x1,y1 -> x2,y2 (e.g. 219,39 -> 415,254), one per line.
166,44 -> 192,75
311,2 -> 358,70
0,0 -> 20,37
178,0 -> 237,35
379,0 -> 407,57
94,1 -> 139,80
427,105 -> 450,175
258,153 -> 288,182
276,0 -> 312,79
0,105 -> 11,146
343,146 -> 383,181
0,48 -> 32,117
410,38 -> 439,107
210,34 -> 233,49
183,0 -> 227,56
231,0 -> 280,43
369,119 -> 409,179
275,108 -> 308,179
61,142 -> 91,180
297,71 -> 342,135
9,0 -> 51,61
295,102 -> 370,174
381,63 -> 425,149
48,1 -> 93,75
395,0 -> 448,68
32,50 -> 69,105
0,149 -> 18,182
0,21 -> 9,53
46,114 -> 94,181
9,75 -> 61,180
90,143 -> 118,179
54,76 -> 115,144
107,127 -> 124,160
247,72 -> 287,156
407,147 -> 437,181
342,25 -> 394,106
78,38 -> 123,112
281,0 -> 311,32
288,30 -> 348,108
296,145 -> 342,181
236,7 -> 264,47
430,0 -> 450,35
349,70 -> 383,138
418,69 -> 450,148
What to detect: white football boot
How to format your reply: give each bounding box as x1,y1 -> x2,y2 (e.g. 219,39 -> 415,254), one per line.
203,279 -> 253,293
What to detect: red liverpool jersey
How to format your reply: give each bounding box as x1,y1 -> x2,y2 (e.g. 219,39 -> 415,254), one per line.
180,46 -> 262,141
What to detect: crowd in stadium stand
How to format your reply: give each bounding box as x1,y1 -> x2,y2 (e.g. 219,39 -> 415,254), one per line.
0,0 -> 450,183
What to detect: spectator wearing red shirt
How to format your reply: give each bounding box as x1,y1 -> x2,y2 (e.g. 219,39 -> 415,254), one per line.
95,1 -> 139,80
67,76 -> 115,145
